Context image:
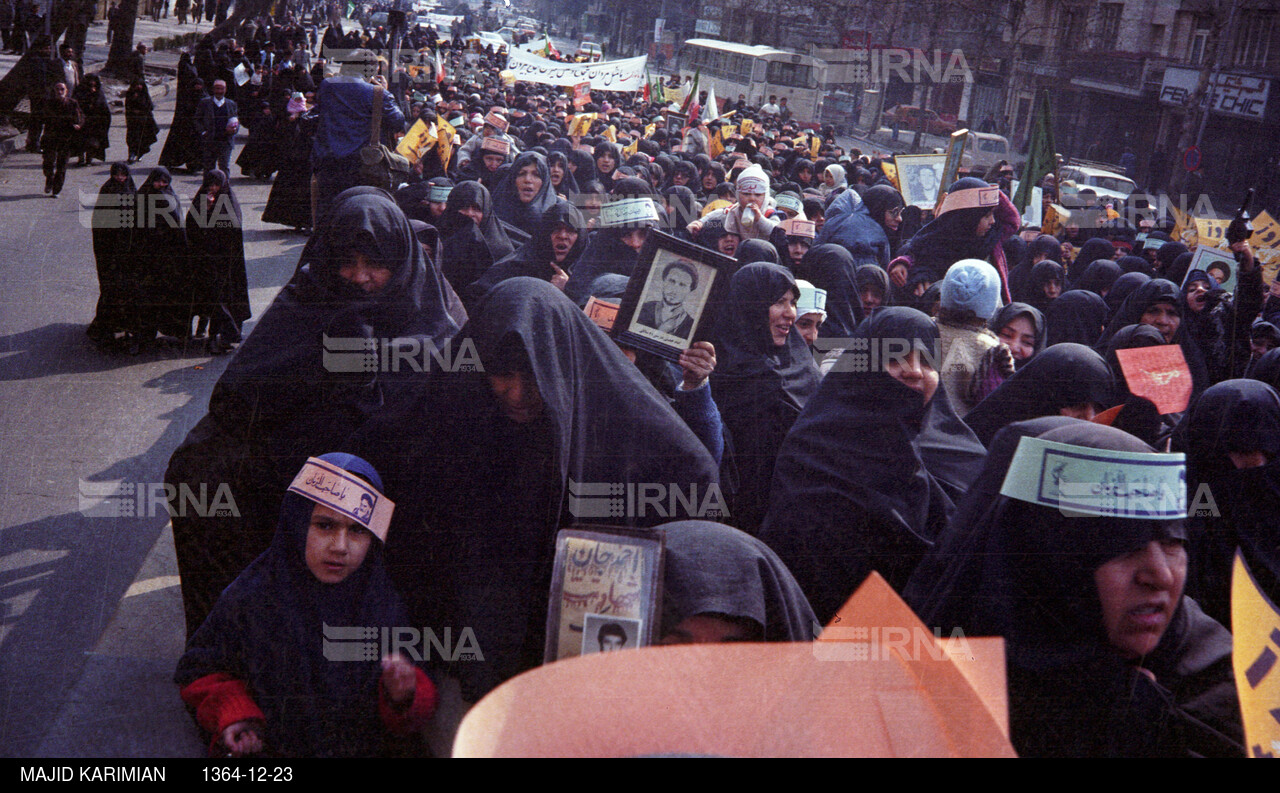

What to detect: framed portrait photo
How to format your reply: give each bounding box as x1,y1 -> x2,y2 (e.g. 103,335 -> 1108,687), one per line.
1183,245 -> 1238,295
896,153 -> 948,212
612,230 -> 734,361
666,111 -> 687,136
544,526 -> 664,664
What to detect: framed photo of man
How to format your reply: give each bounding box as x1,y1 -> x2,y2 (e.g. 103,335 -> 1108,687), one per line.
896,153 -> 948,212
1182,245 -> 1238,296
612,230 -> 734,361
666,111 -> 687,136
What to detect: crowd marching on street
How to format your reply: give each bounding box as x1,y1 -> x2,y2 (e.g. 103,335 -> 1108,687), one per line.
5,0 -> 1280,759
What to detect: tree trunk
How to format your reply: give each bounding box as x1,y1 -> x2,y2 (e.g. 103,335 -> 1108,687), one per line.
104,0 -> 140,75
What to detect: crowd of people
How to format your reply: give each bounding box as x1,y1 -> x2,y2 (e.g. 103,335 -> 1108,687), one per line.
47,11 -> 1280,758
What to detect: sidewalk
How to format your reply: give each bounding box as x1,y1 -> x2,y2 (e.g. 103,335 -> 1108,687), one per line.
0,16 -> 201,160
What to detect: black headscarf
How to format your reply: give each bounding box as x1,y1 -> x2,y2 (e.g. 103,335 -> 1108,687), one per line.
464,200 -> 586,306
854,264 -> 891,311
88,163 -> 138,339
1105,271 -> 1151,317
130,166 -> 190,338
795,243 -> 864,337
350,278 -> 718,700
491,151 -> 558,236
667,159 -> 698,190
1154,241 -> 1190,275
439,181 -> 515,292
736,238 -> 780,266
545,149 -> 579,196
175,453 -> 417,758
659,520 -> 818,643
1117,254 -> 1156,277
711,264 -> 822,534
1251,347 -> 1280,390
988,302 -> 1047,366
963,343 -> 1115,445
1077,258 -> 1122,296
1181,379 -> 1280,627
185,168 -> 251,333
1045,289 -> 1108,348
902,421 -> 1242,757
1070,237 -> 1115,285
394,176 -> 453,224
1019,259 -> 1064,313
561,178 -> 657,306
860,184 -> 906,256
165,187 -> 463,636
897,177 -> 1004,282
760,307 -> 986,620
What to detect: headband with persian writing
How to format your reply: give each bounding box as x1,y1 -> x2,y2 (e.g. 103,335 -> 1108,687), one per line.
779,217 -> 815,238
599,197 -> 660,228
480,136 -> 511,156
999,436 -> 1187,520
288,457 -> 395,542
428,183 -> 453,203
483,110 -> 509,132
936,184 -> 1001,217
775,194 -> 805,216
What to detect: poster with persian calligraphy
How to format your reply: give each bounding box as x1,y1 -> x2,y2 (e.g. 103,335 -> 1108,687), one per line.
544,527 -> 664,664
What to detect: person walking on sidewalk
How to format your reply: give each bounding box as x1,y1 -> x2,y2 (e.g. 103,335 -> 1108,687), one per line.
41,81 -> 82,197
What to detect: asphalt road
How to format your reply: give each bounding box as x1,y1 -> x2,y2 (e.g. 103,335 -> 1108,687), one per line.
0,57 -> 307,756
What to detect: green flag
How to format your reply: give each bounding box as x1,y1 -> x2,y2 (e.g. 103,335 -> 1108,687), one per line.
1013,90 -> 1057,214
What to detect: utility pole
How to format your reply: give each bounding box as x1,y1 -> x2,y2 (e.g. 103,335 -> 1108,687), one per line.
1194,0 -> 1241,151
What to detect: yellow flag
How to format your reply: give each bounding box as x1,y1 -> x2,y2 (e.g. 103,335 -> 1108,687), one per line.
622,138 -> 638,158
810,134 -> 820,158
569,113 -> 597,137
643,123 -> 656,139
740,118 -> 753,136
1232,552 -> 1280,757
436,114 -> 456,170
1250,210 -> 1280,250
1194,217 -> 1230,249
604,124 -> 617,143
707,127 -> 724,159
1170,204 -> 1192,246
396,118 -> 436,165
882,161 -> 899,192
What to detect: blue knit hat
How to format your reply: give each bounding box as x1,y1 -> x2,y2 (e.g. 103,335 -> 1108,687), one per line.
940,259 -> 1002,320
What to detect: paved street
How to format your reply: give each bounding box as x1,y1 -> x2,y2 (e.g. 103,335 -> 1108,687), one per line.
0,18 -> 308,756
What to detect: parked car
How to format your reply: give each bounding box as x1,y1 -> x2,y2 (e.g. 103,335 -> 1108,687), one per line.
1059,163 -> 1137,205
576,41 -> 603,62
881,105 -> 957,136
960,131 -> 1026,173
476,31 -> 509,52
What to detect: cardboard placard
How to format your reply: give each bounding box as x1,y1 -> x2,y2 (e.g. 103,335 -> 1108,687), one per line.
572,80 -> 591,109
584,296 -> 620,331
1115,344 -> 1193,415
544,526 -> 663,664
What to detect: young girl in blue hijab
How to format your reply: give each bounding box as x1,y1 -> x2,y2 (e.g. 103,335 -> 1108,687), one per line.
176,453 -> 437,757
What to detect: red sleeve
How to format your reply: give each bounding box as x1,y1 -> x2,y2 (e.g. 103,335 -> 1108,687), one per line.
378,667 -> 438,735
180,672 -> 266,750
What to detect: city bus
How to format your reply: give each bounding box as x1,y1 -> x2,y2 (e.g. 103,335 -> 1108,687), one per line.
677,38 -> 828,125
